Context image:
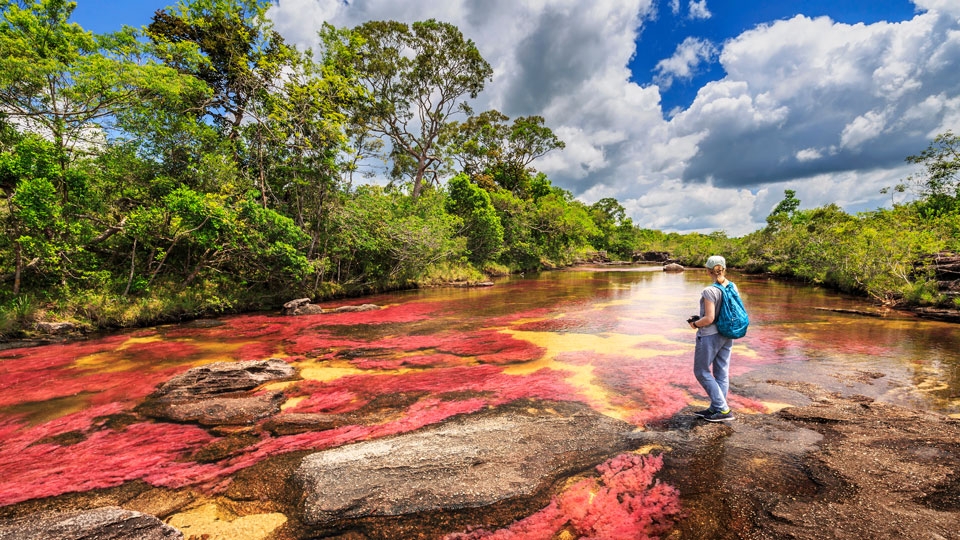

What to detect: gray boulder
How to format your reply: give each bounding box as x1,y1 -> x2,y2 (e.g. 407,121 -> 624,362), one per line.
0,507 -> 182,540
142,391 -> 286,425
293,401 -> 633,533
154,359 -> 295,399
663,263 -> 685,272
35,322 -> 77,334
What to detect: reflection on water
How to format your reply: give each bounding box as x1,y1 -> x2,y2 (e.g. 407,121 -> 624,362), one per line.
0,266 -> 958,507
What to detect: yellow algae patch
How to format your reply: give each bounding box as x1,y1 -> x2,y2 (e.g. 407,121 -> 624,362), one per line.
757,401 -> 794,413
260,380 -> 298,393
166,503 -> 286,540
631,444 -> 664,455
950,413 -> 960,419
281,396 -> 306,411
72,335 -> 163,372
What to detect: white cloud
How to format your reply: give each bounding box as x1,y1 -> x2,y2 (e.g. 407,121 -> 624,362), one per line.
687,0 -> 711,20
669,0 -> 680,16
654,37 -> 718,90
795,148 -> 822,162
914,0 -> 960,17
840,109 -> 888,150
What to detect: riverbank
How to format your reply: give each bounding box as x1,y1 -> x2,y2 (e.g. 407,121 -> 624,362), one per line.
0,265 -> 510,343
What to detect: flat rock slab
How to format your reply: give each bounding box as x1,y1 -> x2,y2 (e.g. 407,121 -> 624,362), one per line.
0,507 -> 182,540
263,413 -> 352,435
155,359 -> 295,398
144,391 -> 286,425
294,402 -> 633,529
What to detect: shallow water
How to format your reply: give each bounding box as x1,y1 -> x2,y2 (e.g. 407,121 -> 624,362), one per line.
1,266 -> 958,518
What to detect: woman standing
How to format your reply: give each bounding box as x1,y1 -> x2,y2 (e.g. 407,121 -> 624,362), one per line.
689,255 -> 736,422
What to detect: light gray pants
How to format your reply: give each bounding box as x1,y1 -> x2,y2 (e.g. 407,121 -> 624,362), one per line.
694,333 -> 733,411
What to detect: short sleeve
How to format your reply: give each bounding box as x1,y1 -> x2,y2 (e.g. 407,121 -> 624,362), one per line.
701,286 -> 721,304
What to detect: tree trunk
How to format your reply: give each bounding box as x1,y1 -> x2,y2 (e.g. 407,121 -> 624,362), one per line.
13,242 -> 22,295
123,238 -> 137,297
412,160 -> 427,201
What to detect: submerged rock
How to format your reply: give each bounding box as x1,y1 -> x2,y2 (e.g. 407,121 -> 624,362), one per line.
328,303 -> 380,313
143,391 -> 286,425
0,507 -> 182,540
293,401 -> 634,536
154,359 -> 295,399
263,413 -> 353,435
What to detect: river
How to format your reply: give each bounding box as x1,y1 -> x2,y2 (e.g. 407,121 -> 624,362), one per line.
1,265 -> 958,538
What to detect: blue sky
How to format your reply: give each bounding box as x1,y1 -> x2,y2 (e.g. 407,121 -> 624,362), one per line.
66,0 -> 960,234
630,1 -> 921,114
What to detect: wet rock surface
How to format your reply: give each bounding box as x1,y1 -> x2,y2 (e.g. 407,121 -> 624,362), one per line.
655,381 -> 960,540
0,506 -> 182,540
283,299 -> 382,316
154,359 -> 295,399
293,400 -> 635,537
143,391 -> 286,425
263,413 -> 353,436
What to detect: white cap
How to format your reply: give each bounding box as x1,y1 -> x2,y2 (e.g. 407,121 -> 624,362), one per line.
705,255 -> 726,269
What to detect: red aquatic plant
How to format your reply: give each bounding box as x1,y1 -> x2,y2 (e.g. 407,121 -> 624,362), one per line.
0,412 -> 217,505
446,453 -> 681,540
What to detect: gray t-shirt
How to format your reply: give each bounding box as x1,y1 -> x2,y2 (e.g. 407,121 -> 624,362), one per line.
698,282 -> 737,337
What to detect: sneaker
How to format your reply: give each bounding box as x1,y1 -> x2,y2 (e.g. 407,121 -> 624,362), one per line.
703,410 -> 735,422
691,407 -> 715,417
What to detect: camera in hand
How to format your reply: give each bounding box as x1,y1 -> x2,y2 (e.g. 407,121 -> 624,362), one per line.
686,315 -> 701,324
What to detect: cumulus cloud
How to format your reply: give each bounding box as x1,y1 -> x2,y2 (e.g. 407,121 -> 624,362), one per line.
267,0 -> 960,234
653,37 -> 718,90
687,0 -> 711,20
673,9 -> 960,188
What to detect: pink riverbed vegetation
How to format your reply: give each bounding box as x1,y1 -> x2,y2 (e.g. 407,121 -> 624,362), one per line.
446,453 -> 682,540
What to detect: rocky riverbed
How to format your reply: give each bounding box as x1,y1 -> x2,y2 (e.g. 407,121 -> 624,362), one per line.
1,357 -> 957,540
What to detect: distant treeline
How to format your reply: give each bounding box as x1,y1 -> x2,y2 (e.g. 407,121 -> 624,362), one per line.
0,1 -> 957,336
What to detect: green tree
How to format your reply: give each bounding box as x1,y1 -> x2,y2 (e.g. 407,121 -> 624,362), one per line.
444,110 -> 564,195
904,131 -> 960,217
0,0 -> 201,170
446,173 -> 503,264
348,19 -> 492,200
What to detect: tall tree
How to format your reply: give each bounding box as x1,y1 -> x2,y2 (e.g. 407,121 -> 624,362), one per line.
347,19 -> 492,200
146,0 -> 292,144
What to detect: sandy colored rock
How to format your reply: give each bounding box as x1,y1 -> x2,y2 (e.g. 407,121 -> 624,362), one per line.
293,402 -> 634,531
328,304 -> 380,313
155,359 -> 295,398
144,392 -> 286,425
0,506 -> 182,540
663,263 -> 684,272
262,413 -> 353,435
35,322 -> 77,334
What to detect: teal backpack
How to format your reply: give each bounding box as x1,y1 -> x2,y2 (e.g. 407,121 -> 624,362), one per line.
712,281 -> 749,339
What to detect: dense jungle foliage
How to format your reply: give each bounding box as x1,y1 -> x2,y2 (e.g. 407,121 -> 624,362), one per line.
0,0 -> 957,335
